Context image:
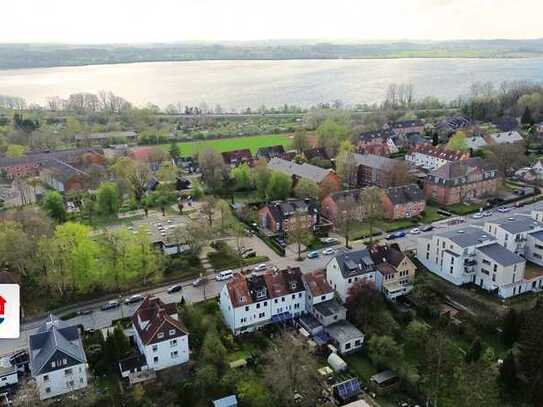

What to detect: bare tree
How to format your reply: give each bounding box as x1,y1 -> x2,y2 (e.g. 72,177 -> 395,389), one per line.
335,195 -> 358,248
263,333 -> 321,407
384,160 -> 413,187
288,212 -> 310,260
361,187 -> 383,242
485,143 -> 528,177
336,150 -> 358,187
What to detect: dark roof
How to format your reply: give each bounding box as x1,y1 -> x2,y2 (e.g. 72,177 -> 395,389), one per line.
265,199 -> 319,223
428,157 -> 498,184
29,314 -> 86,377
256,145 -> 285,158
221,149 -> 253,164
132,297 -> 188,346
387,120 -> 424,129
263,267 -> 305,298
314,299 -> 345,317
358,129 -> 394,143
368,244 -> 406,268
477,243 -> 525,267
119,353 -> 147,372
303,147 -> 329,161
492,117 -> 518,132
328,189 -> 364,204
333,248 -> 376,278
40,159 -> 89,183
383,184 -> 424,205
352,153 -> 396,171
436,116 -> 471,131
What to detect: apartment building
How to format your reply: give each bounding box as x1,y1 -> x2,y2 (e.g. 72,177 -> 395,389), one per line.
326,249 -> 377,302
405,145 -> 469,171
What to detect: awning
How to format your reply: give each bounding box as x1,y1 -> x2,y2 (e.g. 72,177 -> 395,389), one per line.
271,312 -> 293,323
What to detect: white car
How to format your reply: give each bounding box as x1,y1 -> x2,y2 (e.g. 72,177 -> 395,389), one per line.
322,248 -> 335,255
253,263 -> 268,272
472,212 -> 484,219
322,237 -> 339,244
124,294 -> 144,304
497,207 -> 510,213
410,228 -> 421,235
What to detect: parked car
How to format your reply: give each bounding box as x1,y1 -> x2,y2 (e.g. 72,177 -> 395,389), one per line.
77,309 -> 93,316
167,284 -> 183,294
386,231 -> 406,240
483,210 -> 493,217
410,228 -> 421,235
101,300 -> 120,311
253,263 -> 268,272
497,206 -> 511,213
322,248 -> 335,255
216,270 -> 234,281
472,212 -> 484,219
124,294 -> 144,304
242,250 -> 256,258
307,251 -> 320,259
193,276 -> 208,287
421,225 -> 434,232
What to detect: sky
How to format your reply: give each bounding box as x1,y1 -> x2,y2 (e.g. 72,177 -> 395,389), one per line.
1,0 -> 542,44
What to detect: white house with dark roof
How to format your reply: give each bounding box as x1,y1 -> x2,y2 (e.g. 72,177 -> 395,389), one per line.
29,315 -> 88,400
326,249 -> 377,302
405,145 -> 469,171
132,296 -> 189,371
219,268 -> 306,335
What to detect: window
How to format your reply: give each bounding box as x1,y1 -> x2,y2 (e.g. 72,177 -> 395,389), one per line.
171,351 -> 179,359
66,380 -> 74,388
321,295 -> 326,301
256,303 -> 261,309
43,375 -> 49,382
153,356 -> 159,364
157,333 -> 164,339
493,264 -> 497,272
481,268 -> 490,275
264,301 -> 267,306
292,294 -> 295,299
274,299 -> 278,304
282,297 -> 285,302
259,312 -> 265,318
492,274 -> 496,282
51,361 -> 55,368
345,342 -> 351,350
65,368 -> 73,376
169,329 -> 175,336
45,387 -> 51,394
152,345 -> 158,352
355,339 -> 361,346
348,278 -> 352,284
245,306 -> 249,311
170,339 -> 177,347
298,292 -> 302,298
63,359 -> 67,365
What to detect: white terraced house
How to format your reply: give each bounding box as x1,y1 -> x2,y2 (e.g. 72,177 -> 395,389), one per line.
219,267 -> 306,335
29,315 -> 88,400
417,211 -> 543,298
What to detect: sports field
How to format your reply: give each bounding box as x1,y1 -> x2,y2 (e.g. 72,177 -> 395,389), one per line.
172,134 -> 292,157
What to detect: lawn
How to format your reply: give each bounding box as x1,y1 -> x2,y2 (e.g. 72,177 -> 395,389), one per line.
445,202 -> 483,215
419,206 -> 447,224
166,134 -> 292,157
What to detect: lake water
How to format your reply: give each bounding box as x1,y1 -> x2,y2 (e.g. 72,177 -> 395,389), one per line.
1,58 -> 542,110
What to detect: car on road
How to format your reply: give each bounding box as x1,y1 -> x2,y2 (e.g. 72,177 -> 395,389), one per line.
421,225 -> 434,232
101,300 -> 120,311
386,231 -> 406,240
216,270 -> 234,281
192,276 -> 208,287
483,210 -> 493,217
321,237 -> 339,244
472,212 -> 484,219
307,251 -> 320,259
322,248 -> 335,255
253,263 -> 268,272
167,284 -> 183,294
124,294 -> 144,304
77,309 -> 93,316
497,206 -> 511,213
410,228 -> 421,235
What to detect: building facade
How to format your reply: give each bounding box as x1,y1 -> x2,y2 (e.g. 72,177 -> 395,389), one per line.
326,249 -> 377,302
381,184 -> 426,220
405,145 -> 469,171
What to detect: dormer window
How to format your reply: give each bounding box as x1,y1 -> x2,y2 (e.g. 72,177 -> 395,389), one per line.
169,329 -> 175,336
256,289 -> 266,299
157,332 -> 164,339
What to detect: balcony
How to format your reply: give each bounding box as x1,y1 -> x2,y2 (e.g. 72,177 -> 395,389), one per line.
464,259 -> 477,266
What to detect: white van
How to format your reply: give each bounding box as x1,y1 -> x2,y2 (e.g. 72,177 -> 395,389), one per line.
216,270 -> 234,281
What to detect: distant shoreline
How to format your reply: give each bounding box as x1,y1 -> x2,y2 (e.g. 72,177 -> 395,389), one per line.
1,55 -> 541,71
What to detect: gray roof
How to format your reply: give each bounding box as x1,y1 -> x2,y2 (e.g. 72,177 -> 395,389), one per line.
267,157 -> 333,183
488,131 -> 523,144
213,395 -> 238,407
333,248 -> 376,278
465,136 -> 488,150
29,314 -> 87,377
435,227 -> 495,248
370,369 -> 397,384
326,320 -> 364,343
314,299 -> 346,317
490,216 -> 543,234
529,230 -> 543,241
352,153 -> 396,171
477,243 -> 525,267
383,184 -> 424,205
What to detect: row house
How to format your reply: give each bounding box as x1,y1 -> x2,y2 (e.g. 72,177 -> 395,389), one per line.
258,198 -> 319,235
221,149 -> 254,167
384,119 -> 425,137
405,145 -> 469,171
29,315 -> 88,400
326,248 -> 377,302
219,268 -> 306,335
368,244 -> 417,299
357,130 -> 398,156
131,297 -> 190,372
424,158 -> 499,206
321,189 -> 365,222
301,271 -> 364,355
381,184 -> 425,220
267,157 -> 342,198
352,154 -> 398,188
255,145 -> 286,161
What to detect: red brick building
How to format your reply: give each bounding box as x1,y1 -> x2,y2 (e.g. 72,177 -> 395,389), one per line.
381,184 -> 426,220
258,199 -> 319,235
424,158 -> 500,206
321,189 -> 365,222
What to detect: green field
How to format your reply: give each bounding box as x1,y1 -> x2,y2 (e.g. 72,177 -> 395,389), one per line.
170,134 -> 292,157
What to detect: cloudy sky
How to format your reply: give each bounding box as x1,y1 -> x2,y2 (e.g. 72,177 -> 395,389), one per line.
2,0 -> 541,43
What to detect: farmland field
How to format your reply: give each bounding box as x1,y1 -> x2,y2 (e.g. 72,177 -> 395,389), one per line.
166,134 -> 292,157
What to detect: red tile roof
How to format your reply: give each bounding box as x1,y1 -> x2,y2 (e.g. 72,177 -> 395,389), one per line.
410,145 -> 468,161
303,270 -> 333,297
132,296 -> 188,346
